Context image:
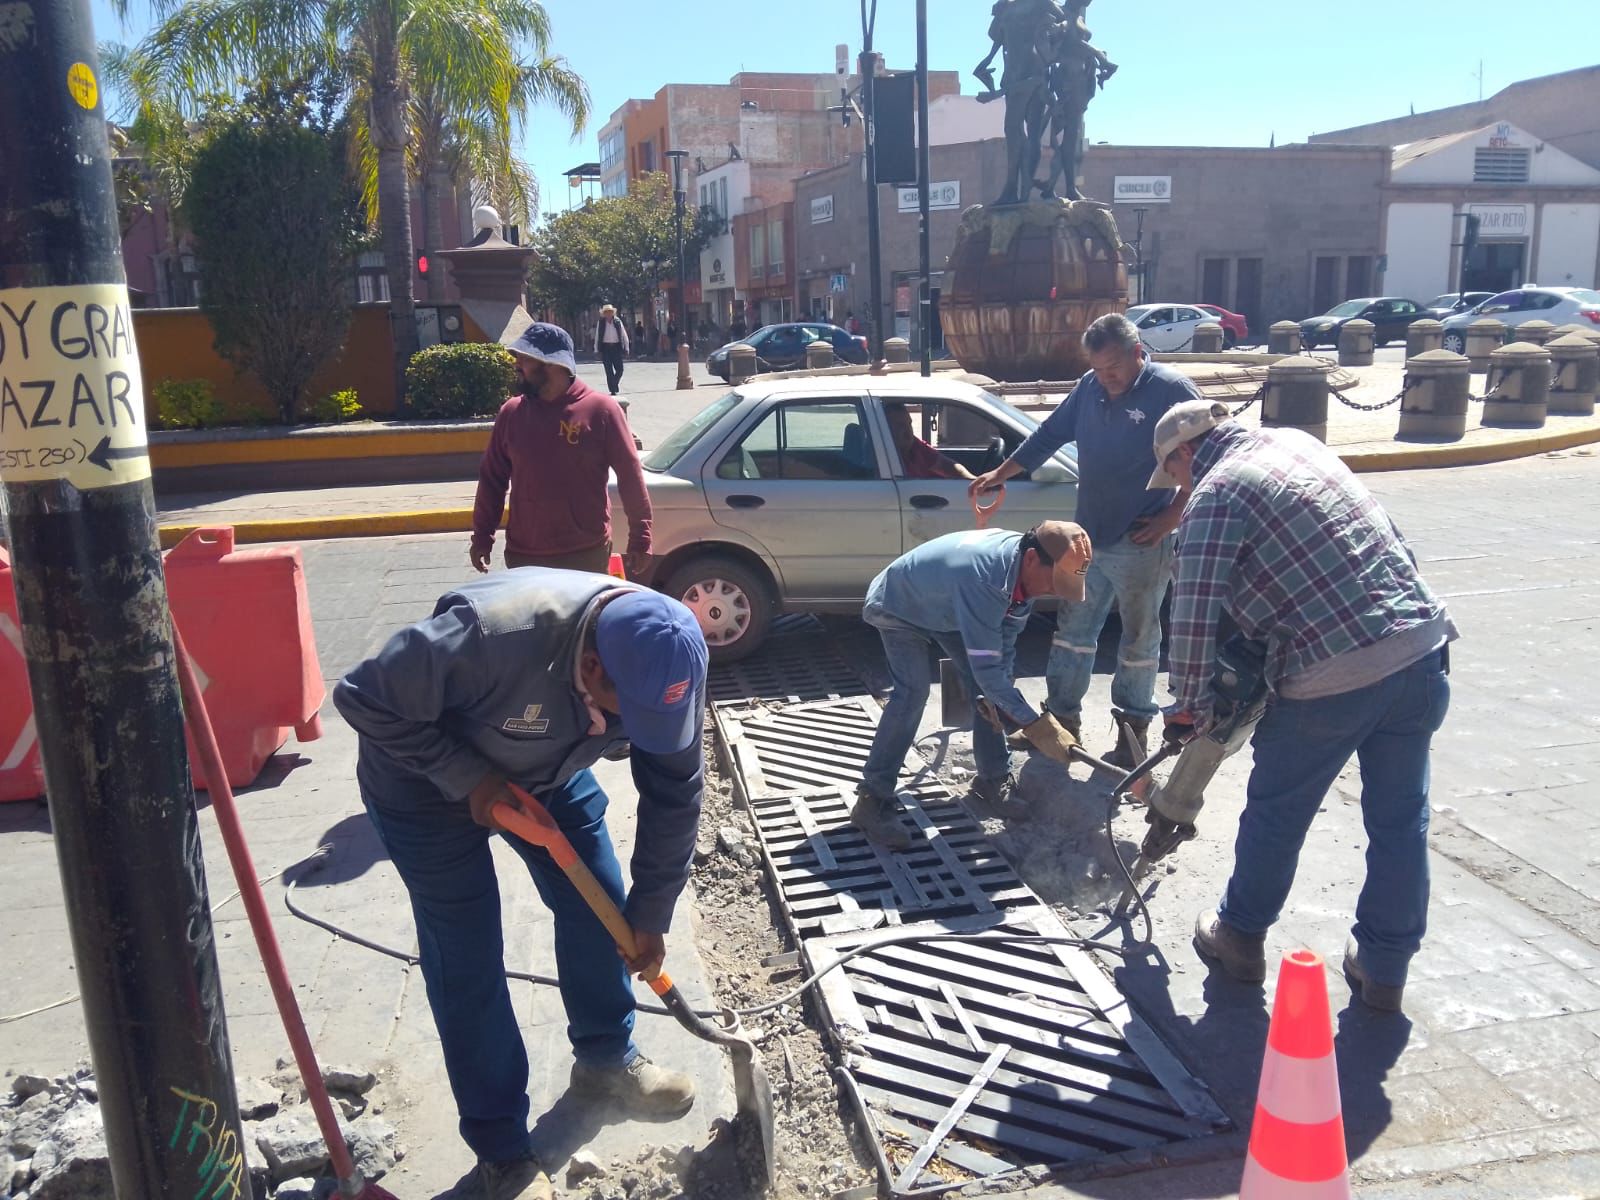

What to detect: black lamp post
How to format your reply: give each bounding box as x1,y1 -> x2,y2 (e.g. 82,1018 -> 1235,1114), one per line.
1130,206 -> 1148,305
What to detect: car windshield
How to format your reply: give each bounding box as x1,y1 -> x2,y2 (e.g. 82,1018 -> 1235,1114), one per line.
644,392 -> 743,471
1327,301 -> 1367,317
1124,305 -> 1153,321
1572,289 -> 1600,304
1426,295 -> 1457,308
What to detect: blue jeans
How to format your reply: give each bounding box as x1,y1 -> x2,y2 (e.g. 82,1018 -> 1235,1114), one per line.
1218,650 -> 1451,986
861,618 -> 1010,798
360,758 -> 636,1161
1045,533 -> 1173,722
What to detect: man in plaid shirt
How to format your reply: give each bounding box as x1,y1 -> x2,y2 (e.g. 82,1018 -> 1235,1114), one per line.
1150,400 -> 1457,1013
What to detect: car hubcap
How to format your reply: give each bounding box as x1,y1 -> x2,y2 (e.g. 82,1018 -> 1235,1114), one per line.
681,578 -> 751,646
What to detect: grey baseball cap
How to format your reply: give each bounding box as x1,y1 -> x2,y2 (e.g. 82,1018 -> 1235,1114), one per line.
1148,400 -> 1233,489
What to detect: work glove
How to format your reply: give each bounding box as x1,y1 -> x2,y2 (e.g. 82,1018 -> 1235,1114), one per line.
1022,713 -> 1078,764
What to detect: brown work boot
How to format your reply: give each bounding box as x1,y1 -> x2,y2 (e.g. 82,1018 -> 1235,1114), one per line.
1009,711 -> 1080,752
1193,909 -> 1267,984
850,787 -> 912,850
1343,936 -> 1405,1014
571,1054 -> 696,1118
445,1153 -> 553,1200
1104,710 -> 1151,771
968,772 -> 1017,808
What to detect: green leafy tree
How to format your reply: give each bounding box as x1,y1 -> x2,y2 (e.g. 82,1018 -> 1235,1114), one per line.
123,0 -> 588,399
183,90 -> 364,424
528,172 -> 722,327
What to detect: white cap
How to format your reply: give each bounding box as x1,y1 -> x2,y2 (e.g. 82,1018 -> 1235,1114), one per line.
1148,399 -> 1233,489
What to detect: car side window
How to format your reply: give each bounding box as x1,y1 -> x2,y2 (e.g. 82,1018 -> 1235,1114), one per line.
716,400 -> 880,482
1481,292 -> 1520,314
1531,292 -> 1561,310
926,402 -> 1023,474
1141,308 -> 1173,327
1393,301 -> 1415,315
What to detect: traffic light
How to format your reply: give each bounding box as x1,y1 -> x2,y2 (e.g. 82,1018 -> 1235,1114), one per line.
416,250 -> 430,277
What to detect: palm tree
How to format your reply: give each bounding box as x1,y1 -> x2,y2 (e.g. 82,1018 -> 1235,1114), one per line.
120,0 -> 586,402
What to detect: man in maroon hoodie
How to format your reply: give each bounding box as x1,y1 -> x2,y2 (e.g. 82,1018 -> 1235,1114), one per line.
471,322 -> 653,577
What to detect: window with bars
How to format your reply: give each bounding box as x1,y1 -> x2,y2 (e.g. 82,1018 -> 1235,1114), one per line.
1473,147 -> 1530,184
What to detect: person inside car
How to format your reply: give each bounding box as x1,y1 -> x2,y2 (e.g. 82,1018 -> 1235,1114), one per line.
885,403 -> 975,481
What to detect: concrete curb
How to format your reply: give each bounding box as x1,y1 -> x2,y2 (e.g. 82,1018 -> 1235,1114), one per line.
155,421 -> 1600,546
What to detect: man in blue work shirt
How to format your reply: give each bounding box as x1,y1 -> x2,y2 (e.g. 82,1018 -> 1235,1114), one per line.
969,312 -> 1200,768
853,521 -> 1092,847
334,573 -> 709,1200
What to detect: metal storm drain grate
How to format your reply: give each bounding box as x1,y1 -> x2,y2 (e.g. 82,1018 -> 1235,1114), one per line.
707,619 -> 867,704
812,913 -> 1228,1193
712,692 -> 1231,1194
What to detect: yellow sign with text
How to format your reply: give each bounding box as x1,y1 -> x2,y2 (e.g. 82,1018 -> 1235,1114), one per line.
0,283 -> 152,489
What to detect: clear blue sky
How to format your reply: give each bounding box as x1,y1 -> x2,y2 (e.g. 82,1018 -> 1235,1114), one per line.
90,0 -> 1596,214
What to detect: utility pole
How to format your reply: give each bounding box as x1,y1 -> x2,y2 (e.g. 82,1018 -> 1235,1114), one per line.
859,0 -> 885,362
0,3 -> 248,1197
915,0 -> 932,377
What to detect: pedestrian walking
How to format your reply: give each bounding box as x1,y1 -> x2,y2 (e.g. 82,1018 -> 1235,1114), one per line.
968,312 -> 1200,767
1152,400 -> 1456,1012
633,319 -> 646,359
470,322 -> 652,577
334,573 -> 710,1199
852,522 -> 1093,846
594,303 -> 630,395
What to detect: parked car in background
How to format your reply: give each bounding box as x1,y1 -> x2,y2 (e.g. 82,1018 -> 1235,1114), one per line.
705,322 -> 869,380
1196,303 -> 1249,348
1423,291 -> 1494,321
1439,287 -> 1600,353
1124,303 -> 1215,352
1299,297 -> 1427,348
614,375 -> 1080,661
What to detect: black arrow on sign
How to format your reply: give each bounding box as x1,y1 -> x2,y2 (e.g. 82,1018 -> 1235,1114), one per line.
86,436 -> 146,472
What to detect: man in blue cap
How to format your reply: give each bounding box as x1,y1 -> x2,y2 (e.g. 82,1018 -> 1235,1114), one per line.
334,571 -> 710,1200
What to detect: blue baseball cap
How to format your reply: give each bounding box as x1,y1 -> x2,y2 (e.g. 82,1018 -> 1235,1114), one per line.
595,591 -> 709,755
504,321 -> 577,375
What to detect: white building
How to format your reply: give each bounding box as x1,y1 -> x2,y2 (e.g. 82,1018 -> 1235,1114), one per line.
1382,122 -> 1600,301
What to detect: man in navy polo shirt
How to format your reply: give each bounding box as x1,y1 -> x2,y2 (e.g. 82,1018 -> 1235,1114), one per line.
969,312 -> 1200,768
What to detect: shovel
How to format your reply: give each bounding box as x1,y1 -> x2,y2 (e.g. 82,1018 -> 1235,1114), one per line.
493,785 -> 777,1191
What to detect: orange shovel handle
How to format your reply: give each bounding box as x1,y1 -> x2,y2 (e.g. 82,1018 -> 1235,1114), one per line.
494,786 -> 673,998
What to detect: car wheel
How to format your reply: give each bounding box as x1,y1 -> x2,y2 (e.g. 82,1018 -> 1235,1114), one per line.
666,556 -> 773,663
1443,332 -> 1465,354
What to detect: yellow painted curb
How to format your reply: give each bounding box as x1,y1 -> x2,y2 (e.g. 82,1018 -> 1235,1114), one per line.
151,428 -> 490,469
1339,421 -> 1600,472
158,507 -> 492,548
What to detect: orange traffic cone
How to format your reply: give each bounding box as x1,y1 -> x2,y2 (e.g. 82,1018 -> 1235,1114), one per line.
1240,948 -> 1352,1198
607,553 -> 627,580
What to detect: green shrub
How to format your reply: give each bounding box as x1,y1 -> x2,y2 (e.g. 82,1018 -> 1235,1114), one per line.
405,342 -> 517,420
307,388 -> 363,424
151,379 -> 223,430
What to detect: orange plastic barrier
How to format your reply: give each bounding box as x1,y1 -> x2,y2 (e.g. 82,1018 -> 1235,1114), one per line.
164,527 -> 325,791
607,553 -> 626,580
0,549 -> 46,804
0,527 -> 325,801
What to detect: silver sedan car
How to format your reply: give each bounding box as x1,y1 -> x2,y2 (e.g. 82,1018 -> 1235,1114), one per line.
612,374 -> 1080,661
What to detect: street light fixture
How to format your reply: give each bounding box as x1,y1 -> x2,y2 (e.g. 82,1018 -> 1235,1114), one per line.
664,149 -> 694,389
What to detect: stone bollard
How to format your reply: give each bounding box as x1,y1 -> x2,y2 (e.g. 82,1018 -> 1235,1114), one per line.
1516,319 -> 1557,347
1406,319 -> 1444,358
1552,323 -> 1600,351
1482,341 -> 1550,427
1397,349 -> 1472,438
884,337 -> 911,364
804,339 -> 835,370
1264,355 -> 1332,443
1268,321 -> 1301,356
1191,322 -> 1225,354
676,341 -> 695,390
1547,333 -> 1600,416
1338,319 -> 1375,366
1464,318 -> 1506,371
727,342 -> 757,385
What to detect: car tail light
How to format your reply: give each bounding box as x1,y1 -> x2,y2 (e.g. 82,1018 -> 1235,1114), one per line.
1581,309 -> 1600,325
